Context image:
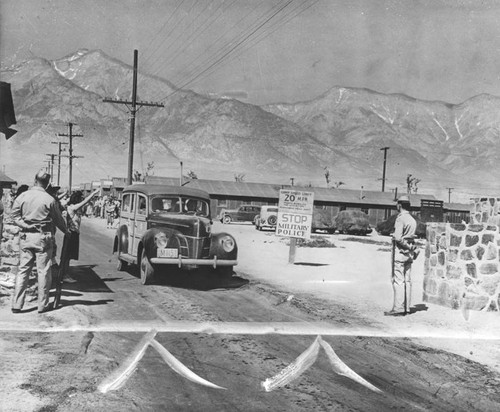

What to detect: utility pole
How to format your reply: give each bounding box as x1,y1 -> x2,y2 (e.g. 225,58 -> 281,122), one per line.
51,141 -> 68,186
58,122 -> 83,192
180,161 -> 183,186
45,153 -> 57,178
447,187 -> 454,203
290,177 -> 295,186
103,50 -> 164,185
380,147 -> 390,192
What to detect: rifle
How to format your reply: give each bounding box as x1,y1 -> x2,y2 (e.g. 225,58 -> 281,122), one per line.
52,232 -> 71,309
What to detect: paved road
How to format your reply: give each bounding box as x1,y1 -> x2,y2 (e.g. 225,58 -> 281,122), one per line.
2,220 -> 500,411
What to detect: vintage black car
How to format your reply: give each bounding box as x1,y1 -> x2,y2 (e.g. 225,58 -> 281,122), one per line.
113,185 -> 238,284
219,204 -> 261,224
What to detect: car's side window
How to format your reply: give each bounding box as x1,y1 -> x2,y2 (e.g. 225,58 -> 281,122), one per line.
129,194 -> 136,213
137,195 -> 147,215
122,194 -> 131,212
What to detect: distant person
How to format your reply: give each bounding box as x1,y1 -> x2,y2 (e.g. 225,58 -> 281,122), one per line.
10,170 -> 68,314
60,189 -> 99,283
85,201 -> 94,218
14,184 -> 29,200
45,184 -> 63,271
385,195 -> 418,317
105,197 -> 116,228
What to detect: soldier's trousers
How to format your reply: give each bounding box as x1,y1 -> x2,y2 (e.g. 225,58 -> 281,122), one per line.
13,232 -> 53,312
391,258 -> 412,313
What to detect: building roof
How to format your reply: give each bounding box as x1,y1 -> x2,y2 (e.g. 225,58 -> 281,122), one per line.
444,202 -> 472,212
145,176 -> 438,207
0,171 -> 17,185
123,184 -> 210,199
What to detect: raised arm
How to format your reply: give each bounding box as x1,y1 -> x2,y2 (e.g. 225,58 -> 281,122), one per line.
73,189 -> 99,212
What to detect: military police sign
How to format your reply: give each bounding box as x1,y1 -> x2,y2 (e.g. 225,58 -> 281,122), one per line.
276,189 -> 314,239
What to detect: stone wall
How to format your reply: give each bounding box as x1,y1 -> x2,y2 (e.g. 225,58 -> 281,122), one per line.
0,189 -> 37,302
471,197 -> 500,226
424,222 -> 500,311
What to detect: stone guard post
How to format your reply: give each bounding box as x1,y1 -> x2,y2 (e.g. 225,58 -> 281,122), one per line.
424,197 -> 500,312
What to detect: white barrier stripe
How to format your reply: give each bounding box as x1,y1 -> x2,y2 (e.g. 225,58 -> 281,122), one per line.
97,329 -> 157,393
261,336 -> 320,392
318,336 -> 383,394
0,321 -> 498,340
150,339 -> 226,390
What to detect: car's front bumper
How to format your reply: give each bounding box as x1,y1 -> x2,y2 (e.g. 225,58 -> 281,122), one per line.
150,256 -> 238,268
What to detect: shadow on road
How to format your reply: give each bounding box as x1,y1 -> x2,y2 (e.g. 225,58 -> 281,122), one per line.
127,266 -> 250,291
60,265 -> 114,293
409,304 -> 428,314
57,298 -> 114,308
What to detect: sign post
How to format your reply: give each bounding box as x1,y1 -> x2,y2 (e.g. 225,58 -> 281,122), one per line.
276,189 -> 314,264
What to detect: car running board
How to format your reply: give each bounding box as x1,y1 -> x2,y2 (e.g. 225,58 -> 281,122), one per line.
119,253 -> 137,265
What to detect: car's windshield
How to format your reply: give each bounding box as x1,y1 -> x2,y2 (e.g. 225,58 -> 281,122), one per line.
151,196 -> 210,217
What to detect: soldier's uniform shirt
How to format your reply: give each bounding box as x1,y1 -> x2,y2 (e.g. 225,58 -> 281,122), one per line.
11,186 -> 67,312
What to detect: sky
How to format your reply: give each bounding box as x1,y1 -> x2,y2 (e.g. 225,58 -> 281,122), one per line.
3,0 -> 500,105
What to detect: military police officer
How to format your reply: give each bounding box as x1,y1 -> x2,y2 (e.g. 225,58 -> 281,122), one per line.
10,171 -> 68,313
385,194 -> 417,316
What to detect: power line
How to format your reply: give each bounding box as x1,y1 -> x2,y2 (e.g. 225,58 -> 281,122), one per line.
146,1 -> 215,77
167,0 -> 320,94
141,0 -> 190,65
154,0 -> 295,106
147,0 -> 293,103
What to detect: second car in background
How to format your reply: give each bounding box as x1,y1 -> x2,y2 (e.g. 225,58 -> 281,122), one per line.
255,205 -> 278,231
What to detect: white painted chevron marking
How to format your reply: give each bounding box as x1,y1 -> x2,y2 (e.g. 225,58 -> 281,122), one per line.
319,336 -> 382,393
98,329 -> 157,393
261,336 -> 320,392
150,339 -> 226,390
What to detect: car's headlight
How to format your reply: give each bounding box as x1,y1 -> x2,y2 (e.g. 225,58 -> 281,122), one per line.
221,235 -> 235,252
155,232 -> 168,248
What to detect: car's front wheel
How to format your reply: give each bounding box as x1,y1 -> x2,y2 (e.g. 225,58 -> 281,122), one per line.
140,250 -> 155,285
223,215 -> 232,224
117,257 -> 128,271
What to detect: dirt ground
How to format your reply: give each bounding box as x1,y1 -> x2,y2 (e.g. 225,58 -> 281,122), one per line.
1,218 -> 499,411
226,222 -> 500,374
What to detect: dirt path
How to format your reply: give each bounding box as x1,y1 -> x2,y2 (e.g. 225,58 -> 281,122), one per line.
1,219 -> 500,411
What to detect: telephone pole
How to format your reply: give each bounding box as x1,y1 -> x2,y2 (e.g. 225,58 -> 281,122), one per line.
447,187 -> 454,203
380,147 -> 390,192
45,153 -> 57,178
51,141 -> 68,186
58,122 -> 83,192
103,49 -> 164,185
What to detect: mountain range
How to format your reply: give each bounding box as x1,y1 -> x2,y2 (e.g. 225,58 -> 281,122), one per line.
1,49 -> 498,202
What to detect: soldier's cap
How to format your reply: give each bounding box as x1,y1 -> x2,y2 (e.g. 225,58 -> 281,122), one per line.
35,170 -> 51,186
396,194 -> 411,204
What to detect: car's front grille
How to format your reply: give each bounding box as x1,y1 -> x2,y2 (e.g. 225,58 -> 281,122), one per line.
184,236 -> 211,259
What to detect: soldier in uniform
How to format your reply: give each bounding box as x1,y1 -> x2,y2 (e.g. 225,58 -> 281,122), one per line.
10,171 -> 68,313
385,194 -> 417,317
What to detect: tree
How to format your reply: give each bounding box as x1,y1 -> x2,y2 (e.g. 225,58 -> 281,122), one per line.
144,161 -> 155,178
406,174 -> 421,194
324,167 -> 331,187
234,173 -> 245,182
133,170 -> 142,182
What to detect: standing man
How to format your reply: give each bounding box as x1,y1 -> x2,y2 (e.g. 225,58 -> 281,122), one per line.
385,194 -> 417,317
10,170 -> 68,314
